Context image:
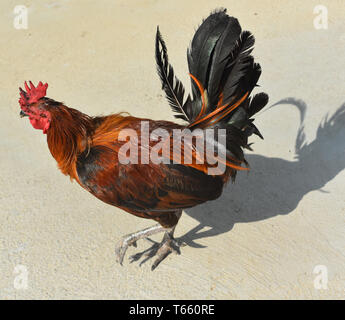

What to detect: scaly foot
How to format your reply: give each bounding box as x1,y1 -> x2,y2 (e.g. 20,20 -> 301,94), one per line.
115,224 -> 165,265
129,230 -> 184,270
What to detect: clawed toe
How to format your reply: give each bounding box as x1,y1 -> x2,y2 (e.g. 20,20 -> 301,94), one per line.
115,235 -> 138,265
114,239 -> 127,265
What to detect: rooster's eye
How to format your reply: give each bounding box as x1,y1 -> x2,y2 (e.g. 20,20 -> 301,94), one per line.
40,113 -> 47,118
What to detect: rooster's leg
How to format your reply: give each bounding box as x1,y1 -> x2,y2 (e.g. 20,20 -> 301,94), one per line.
129,210 -> 183,270
150,225 -> 181,271
115,224 -> 166,265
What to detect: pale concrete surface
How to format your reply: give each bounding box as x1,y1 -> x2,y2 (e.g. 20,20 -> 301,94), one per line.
0,0 -> 344,299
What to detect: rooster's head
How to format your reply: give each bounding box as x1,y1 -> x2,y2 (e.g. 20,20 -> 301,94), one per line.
18,81 -> 53,134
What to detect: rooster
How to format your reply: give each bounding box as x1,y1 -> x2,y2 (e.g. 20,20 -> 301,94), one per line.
19,8 -> 268,270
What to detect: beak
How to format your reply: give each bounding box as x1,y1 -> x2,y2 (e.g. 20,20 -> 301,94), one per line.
20,110 -> 28,118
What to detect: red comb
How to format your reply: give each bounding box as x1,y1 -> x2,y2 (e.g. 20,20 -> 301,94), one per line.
19,81 -> 48,107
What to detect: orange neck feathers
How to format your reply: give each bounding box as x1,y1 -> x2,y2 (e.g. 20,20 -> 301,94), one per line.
46,106 -> 94,180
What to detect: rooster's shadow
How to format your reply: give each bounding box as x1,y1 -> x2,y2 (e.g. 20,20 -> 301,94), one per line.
181,98 -> 345,248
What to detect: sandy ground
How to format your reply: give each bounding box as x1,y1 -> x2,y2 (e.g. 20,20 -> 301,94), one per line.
0,0 -> 344,299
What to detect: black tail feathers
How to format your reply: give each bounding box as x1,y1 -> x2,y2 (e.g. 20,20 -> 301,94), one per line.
155,8 -> 268,133
155,8 -> 268,173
